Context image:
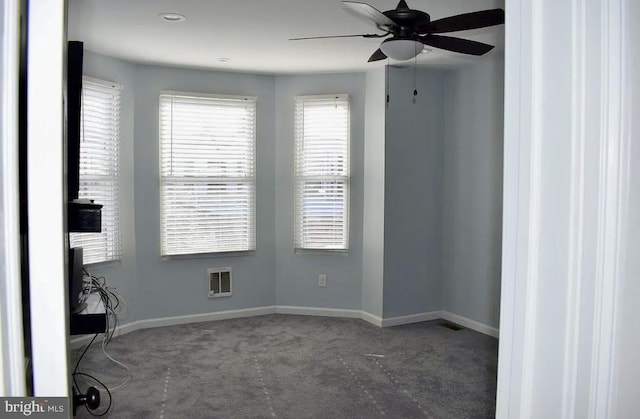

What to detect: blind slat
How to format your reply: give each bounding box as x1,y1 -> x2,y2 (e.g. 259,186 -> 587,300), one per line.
160,93 -> 256,256
294,95 -> 350,250
70,78 -> 122,264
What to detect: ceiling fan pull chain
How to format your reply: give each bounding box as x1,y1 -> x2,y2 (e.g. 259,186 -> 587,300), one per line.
386,59 -> 390,107
413,52 -> 418,103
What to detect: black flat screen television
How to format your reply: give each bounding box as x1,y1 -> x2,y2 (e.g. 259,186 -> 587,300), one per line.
67,41 -> 83,201
66,40 -> 103,233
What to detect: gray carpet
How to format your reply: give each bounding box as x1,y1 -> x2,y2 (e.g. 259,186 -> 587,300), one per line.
73,314 -> 498,419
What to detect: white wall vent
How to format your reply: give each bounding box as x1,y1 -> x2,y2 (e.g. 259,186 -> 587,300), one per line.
208,267 -> 232,298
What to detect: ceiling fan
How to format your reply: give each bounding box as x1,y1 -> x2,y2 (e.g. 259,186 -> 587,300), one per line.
290,0 -> 505,62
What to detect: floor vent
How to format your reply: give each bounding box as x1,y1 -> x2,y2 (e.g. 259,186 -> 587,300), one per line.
208,268 -> 232,298
439,320 -> 463,331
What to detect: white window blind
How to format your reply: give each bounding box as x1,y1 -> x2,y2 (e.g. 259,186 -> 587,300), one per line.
159,92 -> 256,256
294,94 -> 350,251
70,77 -> 122,264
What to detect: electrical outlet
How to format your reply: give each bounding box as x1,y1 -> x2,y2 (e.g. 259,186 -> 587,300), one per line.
318,274 -> 327,287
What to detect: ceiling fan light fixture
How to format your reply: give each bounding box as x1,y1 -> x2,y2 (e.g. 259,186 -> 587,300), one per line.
379,38 -> 423,61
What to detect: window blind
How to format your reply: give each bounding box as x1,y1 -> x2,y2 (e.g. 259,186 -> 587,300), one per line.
70,77 -> 122,264
159,92 -> 256,256
294,94 -> 350,251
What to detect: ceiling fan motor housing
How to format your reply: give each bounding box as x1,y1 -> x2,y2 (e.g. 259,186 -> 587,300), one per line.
381,9 -> 431,35
377,1 -> 431,60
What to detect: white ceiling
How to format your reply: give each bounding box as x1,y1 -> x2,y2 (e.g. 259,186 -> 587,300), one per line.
68,0 -> 505,75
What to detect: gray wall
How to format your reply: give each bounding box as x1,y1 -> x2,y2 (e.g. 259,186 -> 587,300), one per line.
81,51 -> 504,327
383,67 -> 446,318
82,53 -> 367,319
82,51 -> 140,321
361,68 -> 386,318
83,51 -> 277,320
442,58 -> 504,328
274,74 -> 365,310
133,64 -> 277,319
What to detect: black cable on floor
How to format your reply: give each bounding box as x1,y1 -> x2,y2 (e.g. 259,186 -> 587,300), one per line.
73,372 -> 112,417
73,333 -> 98,392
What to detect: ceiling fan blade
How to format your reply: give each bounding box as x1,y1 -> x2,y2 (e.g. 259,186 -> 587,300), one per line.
342,1 -> 397,31
368,48 -> 387,62
289,34 -> 386,41
420,35 -> 494,55
429,9 -> 505,33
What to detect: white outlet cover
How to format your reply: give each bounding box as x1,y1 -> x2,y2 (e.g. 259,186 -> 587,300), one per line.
318,274 -> 327,287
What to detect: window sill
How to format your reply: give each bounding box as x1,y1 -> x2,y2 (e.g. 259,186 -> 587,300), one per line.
294,248 -> 349,256
161,250 -> 256,261
83,259 -> 122,269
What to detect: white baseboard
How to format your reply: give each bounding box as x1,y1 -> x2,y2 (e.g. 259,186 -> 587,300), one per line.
70,306 -> 499,349
275,305 -> 384,327
275,305 -> 362,319
112,319 -> 139,338
381,311 -> 441,327
70,306 -> 276,349
440,311 -> 500,338
69,318 -> 142,350
136,305 -> 276,329
360,311 -> 383,327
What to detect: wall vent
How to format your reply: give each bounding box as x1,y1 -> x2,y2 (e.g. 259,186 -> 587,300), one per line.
208,268 -> 232,298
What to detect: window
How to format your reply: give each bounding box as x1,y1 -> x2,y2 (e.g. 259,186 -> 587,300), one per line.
159,92 -> 256,256
294,94 -> 350,251
70,77 -> 122,264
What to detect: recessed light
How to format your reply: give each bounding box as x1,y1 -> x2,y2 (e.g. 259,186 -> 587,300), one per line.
160,13 -> 186,22
218,57 -> 231,62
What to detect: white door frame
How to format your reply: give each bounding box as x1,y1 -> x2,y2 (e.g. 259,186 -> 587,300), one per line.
26,0 -> 70,396
0,0 -> 26,397
2,0 -> 71,397
497,0 -> 633,417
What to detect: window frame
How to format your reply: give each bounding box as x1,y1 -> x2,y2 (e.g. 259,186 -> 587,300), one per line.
293,94 -> 351,253
69,76 -> 123,265
158,90 -> 257,257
